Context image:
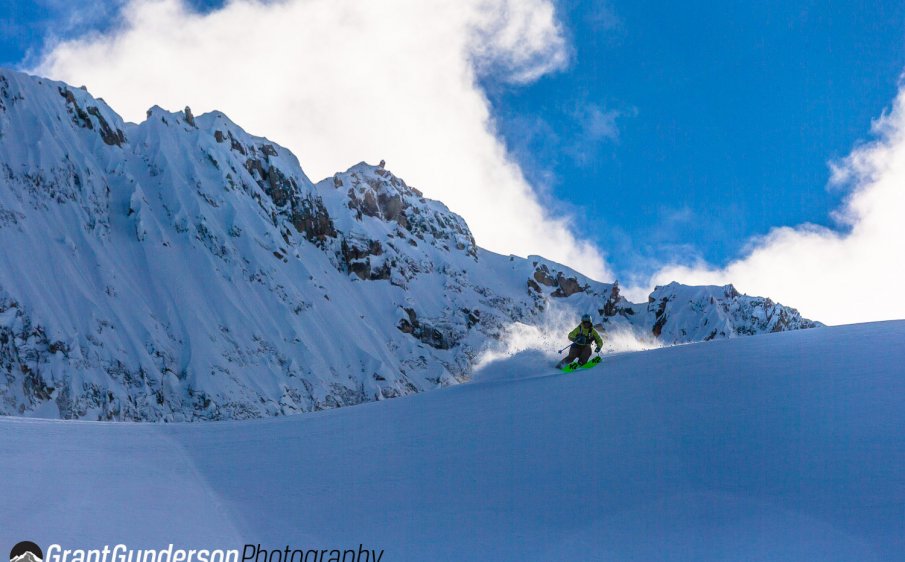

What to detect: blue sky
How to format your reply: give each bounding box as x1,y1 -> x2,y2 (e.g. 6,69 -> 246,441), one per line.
2,0 -> 905,314
485,0 -> 905,275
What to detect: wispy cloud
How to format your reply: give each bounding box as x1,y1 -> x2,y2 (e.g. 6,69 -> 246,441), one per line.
586,1 -> 622,32
583,0 -> 625,47
582,104 -> 622,142
33,0 -> 613,280
563,102 -> 634,165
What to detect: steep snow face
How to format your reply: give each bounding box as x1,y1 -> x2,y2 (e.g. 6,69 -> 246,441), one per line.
2,321 -> 902,559
0,71 -> 125,234
0,68 -> 820,421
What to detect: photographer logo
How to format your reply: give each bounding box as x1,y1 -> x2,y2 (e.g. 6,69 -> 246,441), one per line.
10,542 -> 43,562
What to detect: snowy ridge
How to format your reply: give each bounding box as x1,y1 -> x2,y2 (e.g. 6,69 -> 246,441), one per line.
637,282 -> 817,341
0,68 -> 819,420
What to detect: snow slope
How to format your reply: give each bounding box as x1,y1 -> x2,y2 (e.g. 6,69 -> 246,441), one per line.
0,68 -> 818,420
2,321 -> 902,560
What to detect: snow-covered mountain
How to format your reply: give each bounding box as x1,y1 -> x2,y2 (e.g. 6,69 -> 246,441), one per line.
0,68 -> 819,420
2,321 -> 902,559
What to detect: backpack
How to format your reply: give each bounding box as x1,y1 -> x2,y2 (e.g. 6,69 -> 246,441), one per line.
574,325 -> 592,346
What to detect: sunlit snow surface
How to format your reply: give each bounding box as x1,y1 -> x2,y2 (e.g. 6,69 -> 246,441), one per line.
2,321 -> 903,560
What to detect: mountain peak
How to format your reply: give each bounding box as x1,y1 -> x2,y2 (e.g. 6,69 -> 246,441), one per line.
0,68 -> 126,149
0,68 -> 821,421
341,160 -> 425,197
318,160 -> 477,263
11,553 -> 42,562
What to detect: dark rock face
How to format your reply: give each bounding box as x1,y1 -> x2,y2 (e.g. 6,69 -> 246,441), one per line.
184,106 -> 196,127
533,266 -> 557,287
58,87 -> 126,146
214,129 -> 248,155
651,298 -> 670,337
552,274 -> 585,298
531,264 -> 588,298
601,282 -> 633,317
230,138 -> 337,246
342,239 -> 390,280
602,283 -> 620,316
397,307 -> 453,350
0,75 -> 20,112
0,76 -> 7,112
463,308 -> 481,328
290,197 -> 336,243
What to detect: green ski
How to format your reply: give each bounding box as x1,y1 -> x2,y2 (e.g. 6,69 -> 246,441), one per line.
560,355 -> 602,373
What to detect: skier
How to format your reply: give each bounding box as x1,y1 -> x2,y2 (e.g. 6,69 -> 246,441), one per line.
556,313 -> 603,369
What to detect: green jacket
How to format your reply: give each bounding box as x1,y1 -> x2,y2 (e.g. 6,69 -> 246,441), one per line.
568,324 -> 603,348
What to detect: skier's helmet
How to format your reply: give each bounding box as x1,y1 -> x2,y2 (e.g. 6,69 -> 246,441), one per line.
581,313 -> 592,323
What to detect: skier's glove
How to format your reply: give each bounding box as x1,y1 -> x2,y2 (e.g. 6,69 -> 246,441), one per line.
594,345 -> 601,353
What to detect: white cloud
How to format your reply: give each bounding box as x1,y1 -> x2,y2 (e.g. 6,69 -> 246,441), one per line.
639,81 -> 905,325
34,0 -> 612,280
